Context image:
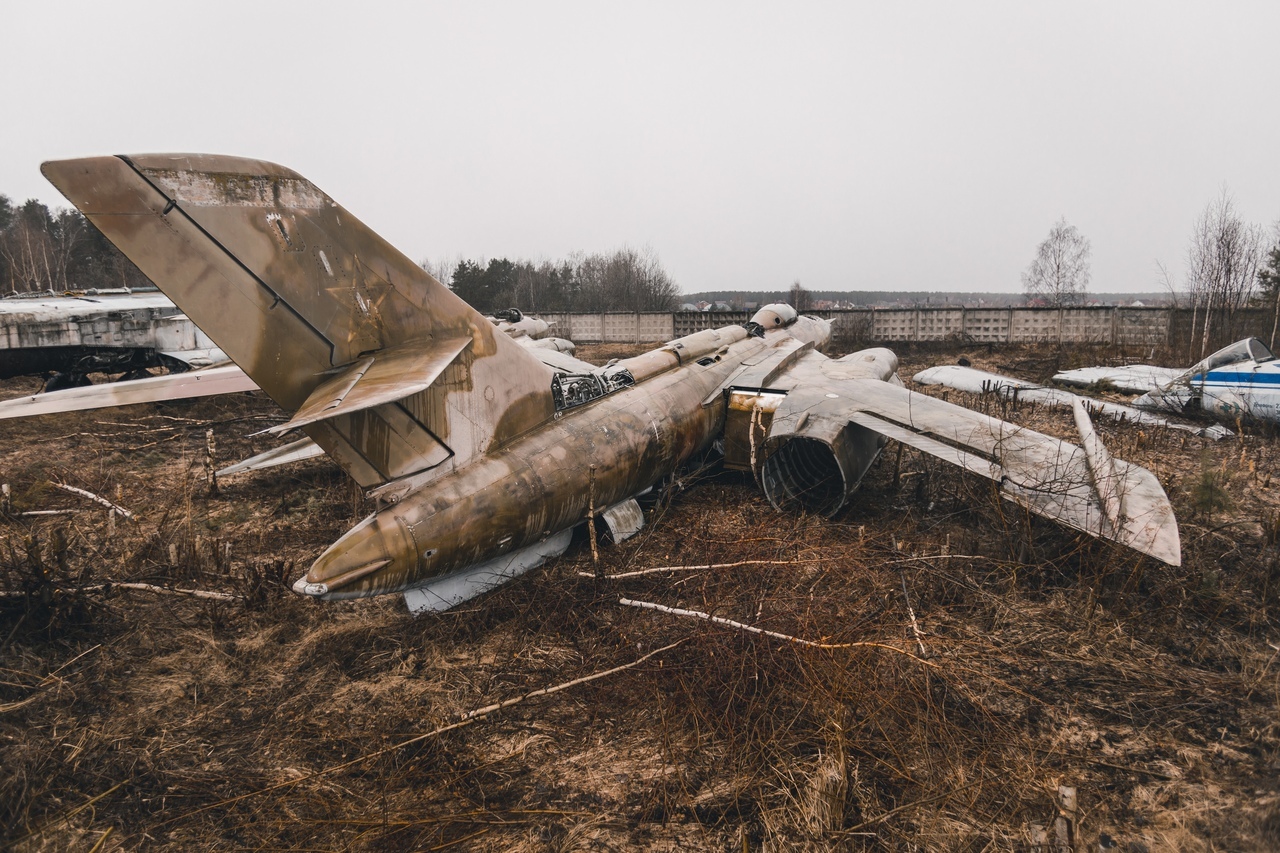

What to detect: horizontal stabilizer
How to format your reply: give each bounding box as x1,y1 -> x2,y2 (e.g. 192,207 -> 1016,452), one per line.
267,335 -> 470,435
218,437 -> 325,476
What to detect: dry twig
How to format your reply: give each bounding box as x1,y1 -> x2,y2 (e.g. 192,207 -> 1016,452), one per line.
52,482 -> 135,520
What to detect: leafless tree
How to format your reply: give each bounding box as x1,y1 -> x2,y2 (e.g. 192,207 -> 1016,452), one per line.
1021,218 -> 1091,306
419,254 -> 464,287
788,280 -> 811,312
573,245 -> 678,312
0,203 -> 57,292
1185,190 -> 1265,357
1253,222 -> 1280,349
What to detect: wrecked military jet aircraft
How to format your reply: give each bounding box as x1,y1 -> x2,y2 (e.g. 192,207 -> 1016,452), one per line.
41,154 -> 1181,613
488,308 -> 576,354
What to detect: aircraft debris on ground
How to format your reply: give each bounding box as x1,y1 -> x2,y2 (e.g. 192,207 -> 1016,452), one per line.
1053,337 -> 1280,423
913,364 -> 1233,439
1052,363 -> 1183,394
1131,337 -> 1280,422
42,154 -> 1181,613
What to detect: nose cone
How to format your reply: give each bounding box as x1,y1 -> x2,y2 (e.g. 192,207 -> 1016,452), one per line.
293,511 -> 414,599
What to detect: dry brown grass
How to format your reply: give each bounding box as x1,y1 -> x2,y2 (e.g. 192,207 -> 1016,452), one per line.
1,344 -> 1278,851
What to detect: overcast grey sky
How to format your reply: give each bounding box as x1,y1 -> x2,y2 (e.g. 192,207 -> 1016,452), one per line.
6,1 -> 1279,295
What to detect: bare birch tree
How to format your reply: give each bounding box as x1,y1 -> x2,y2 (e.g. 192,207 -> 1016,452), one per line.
1022,218 -> 1091,306
1186,191 -> 1265,357
789,280 -> 812,311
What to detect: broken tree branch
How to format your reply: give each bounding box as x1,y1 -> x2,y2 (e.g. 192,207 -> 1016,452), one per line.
899,570 -> 929,657
580,557 -> 829,580
619,598 -> 937,666
52,483 -> 135,520
0,583 -> 239,602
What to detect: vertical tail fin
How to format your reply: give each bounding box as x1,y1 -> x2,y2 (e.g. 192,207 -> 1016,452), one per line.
42,155 -> 556,486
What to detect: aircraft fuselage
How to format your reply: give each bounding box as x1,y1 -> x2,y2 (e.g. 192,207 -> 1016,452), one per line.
299,319 -> 830,601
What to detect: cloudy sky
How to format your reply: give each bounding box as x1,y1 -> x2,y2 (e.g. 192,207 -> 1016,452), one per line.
5,1 -> 1279,295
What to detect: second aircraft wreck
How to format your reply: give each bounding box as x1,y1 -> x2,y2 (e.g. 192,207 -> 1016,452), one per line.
1051,337 -> 1280,423
42,154 -> 1182,612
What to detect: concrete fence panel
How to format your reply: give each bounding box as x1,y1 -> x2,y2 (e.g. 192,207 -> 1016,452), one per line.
540,307 -> 1278,349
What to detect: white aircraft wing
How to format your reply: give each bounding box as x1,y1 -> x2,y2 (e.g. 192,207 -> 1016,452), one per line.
0,364 -> 258,419
1052,364 -> 1182,393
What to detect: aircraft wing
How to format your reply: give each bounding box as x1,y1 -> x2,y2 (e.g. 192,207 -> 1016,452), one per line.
762,362 -> 1180,566
0,364 -> 258,419
1053,365 -> 1182,393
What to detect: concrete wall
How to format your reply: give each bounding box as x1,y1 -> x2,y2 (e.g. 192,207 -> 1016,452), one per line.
541,312 -> 676,343
547,306 -> 1280,352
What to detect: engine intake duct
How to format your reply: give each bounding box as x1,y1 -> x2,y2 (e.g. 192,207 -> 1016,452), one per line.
760,410 -> 884,517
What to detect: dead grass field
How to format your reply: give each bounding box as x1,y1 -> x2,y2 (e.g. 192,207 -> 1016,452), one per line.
2,342 -> 1278,851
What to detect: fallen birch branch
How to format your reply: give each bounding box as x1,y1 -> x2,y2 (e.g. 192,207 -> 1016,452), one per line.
899,571 -> 929,657
619,598 -> 937,666
880,554 -> 990,565
162,638 -> 687,824
53,483 -> 135,520
0,583 -> 239,602
581,557 -> 828,580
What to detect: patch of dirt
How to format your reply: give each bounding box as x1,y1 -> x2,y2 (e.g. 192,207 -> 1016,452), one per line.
1,343 -> 1278,851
